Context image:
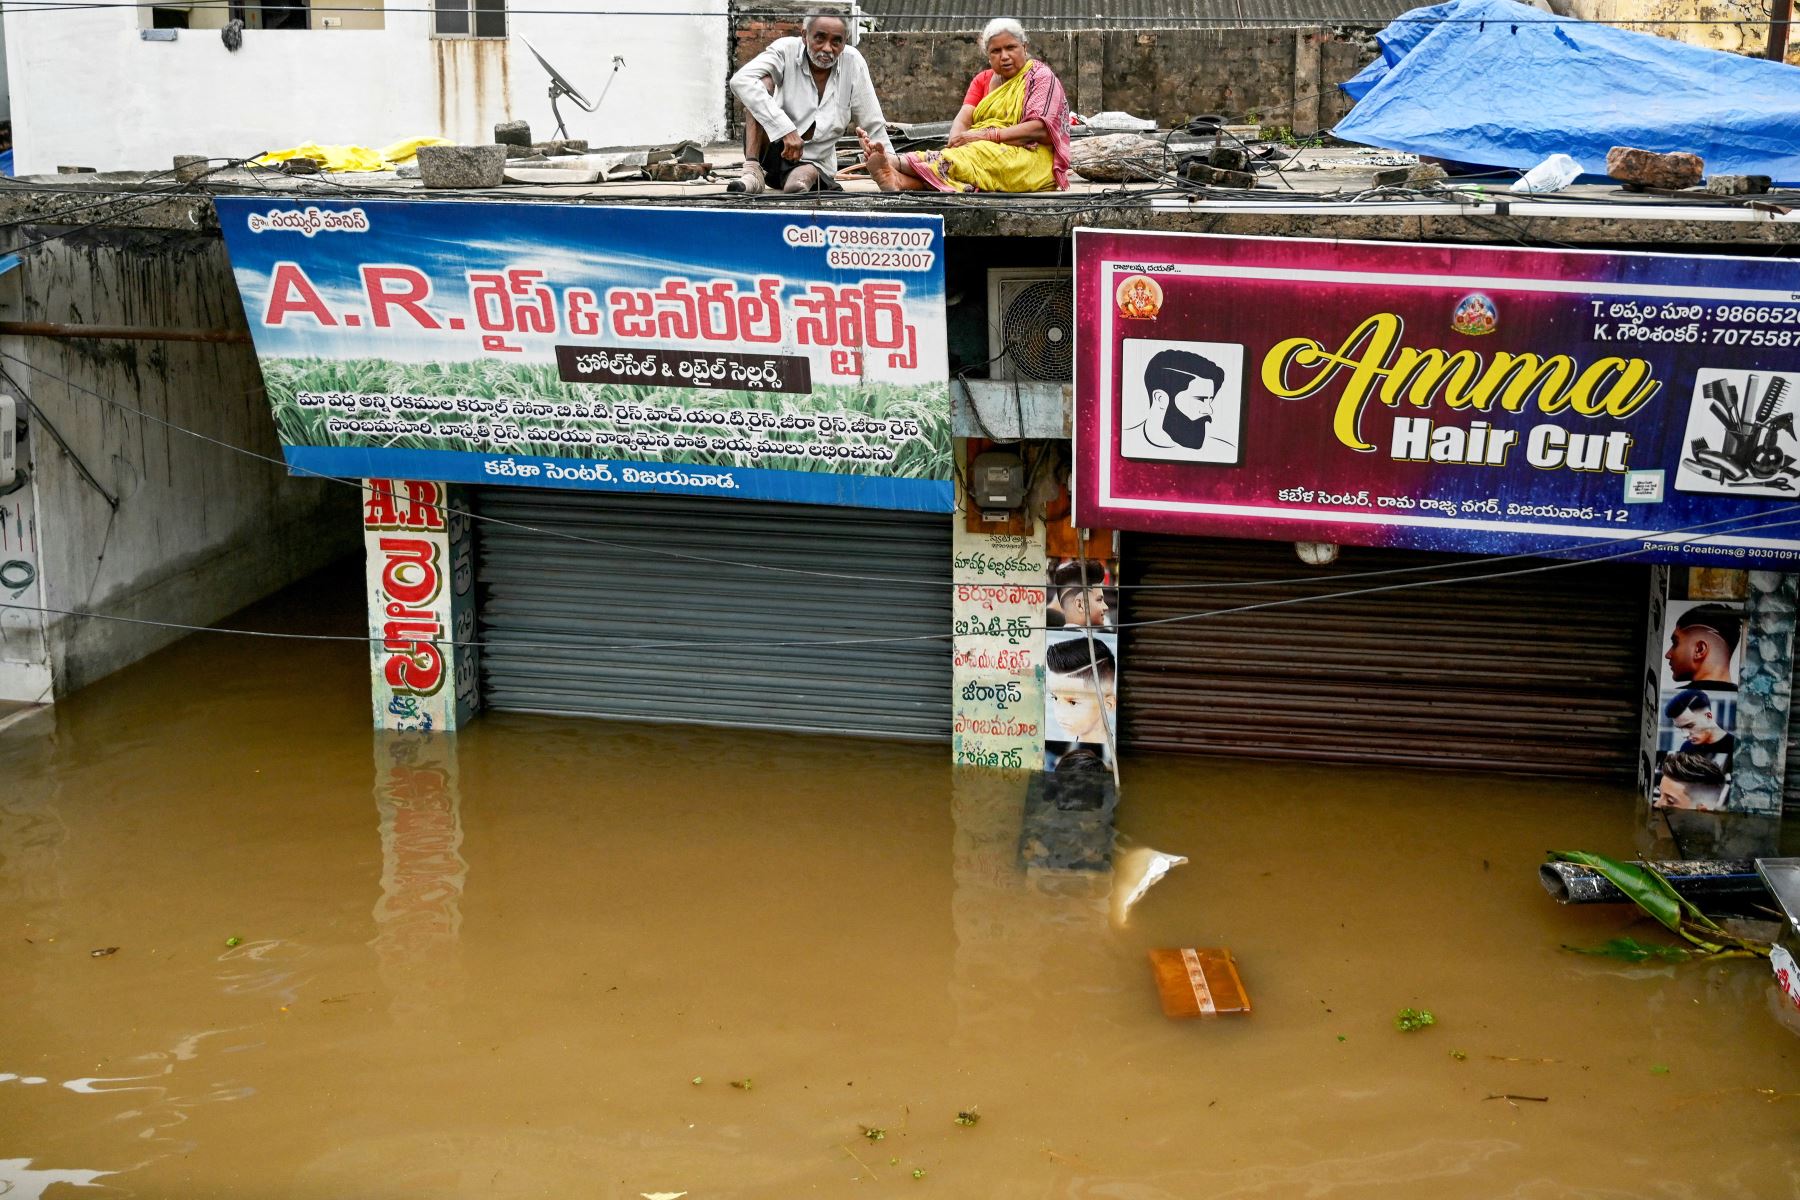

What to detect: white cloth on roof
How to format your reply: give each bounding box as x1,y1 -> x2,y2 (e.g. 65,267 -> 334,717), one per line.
729,37 -> 893,170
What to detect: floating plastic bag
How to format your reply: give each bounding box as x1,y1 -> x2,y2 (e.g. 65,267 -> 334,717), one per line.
1110,846 -> 1188,928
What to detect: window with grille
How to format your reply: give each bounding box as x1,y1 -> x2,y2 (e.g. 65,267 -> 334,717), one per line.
434,0 -> 504,37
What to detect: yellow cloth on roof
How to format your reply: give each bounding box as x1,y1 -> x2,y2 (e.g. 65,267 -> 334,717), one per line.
255,137 -> 452,173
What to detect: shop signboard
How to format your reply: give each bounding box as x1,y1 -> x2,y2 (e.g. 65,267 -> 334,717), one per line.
1074,230 -> 1800,568
217,199 -> 951,513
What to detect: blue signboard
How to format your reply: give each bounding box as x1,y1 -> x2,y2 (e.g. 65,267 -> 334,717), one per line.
216,198 -> 951,512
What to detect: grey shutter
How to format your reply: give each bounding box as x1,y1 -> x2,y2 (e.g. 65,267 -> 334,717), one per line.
1122,534 -> 1647,778
473,489 -> 951,739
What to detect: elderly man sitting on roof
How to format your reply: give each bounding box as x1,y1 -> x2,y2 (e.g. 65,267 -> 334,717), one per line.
858,17 -> 1070,193
728,6 -> 895,194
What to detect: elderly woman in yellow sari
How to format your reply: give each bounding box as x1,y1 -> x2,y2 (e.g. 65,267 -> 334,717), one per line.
857,18 -> 1070,193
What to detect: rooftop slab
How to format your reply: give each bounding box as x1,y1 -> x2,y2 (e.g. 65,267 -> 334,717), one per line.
4,144 -> 1798,247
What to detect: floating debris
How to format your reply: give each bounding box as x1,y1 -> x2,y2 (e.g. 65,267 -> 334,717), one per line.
1395,1008 -> 1436,1033
1110,846 -> 1189,928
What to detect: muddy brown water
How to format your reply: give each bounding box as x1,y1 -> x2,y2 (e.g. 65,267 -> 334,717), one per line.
2,576 -> 1797,1198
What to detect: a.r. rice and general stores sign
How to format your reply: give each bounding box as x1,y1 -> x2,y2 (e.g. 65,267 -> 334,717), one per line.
1074,229 -> 1800,569
216,198 -> 951,512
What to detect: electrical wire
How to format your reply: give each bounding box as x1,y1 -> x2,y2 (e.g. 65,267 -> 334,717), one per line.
24,343 -> 1800,590
10,508 -> 1800,655
14,347 -> 1800,597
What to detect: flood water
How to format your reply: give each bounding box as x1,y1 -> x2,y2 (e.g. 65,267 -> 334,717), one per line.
2,570 -> 1797,1199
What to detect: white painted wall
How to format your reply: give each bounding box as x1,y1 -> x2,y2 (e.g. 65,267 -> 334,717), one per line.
2,0 -> 727,176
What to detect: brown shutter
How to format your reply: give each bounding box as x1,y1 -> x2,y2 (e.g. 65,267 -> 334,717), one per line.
1121,535 -> 1647,778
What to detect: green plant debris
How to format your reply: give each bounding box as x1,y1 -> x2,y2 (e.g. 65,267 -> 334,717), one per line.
1450,1049 -> 1467,1062
861,1126 -> 886,1142
1564,936 -> 1692,963
1336,1034 -> 1347,1042
729,1078 -> 753,1091
690,1076 -> 703,1086
1548,851 -> 1771,959
1395,1008 -> 1436,1033
954,1110 -> 980,1127
225,937 -> 242,948
912,1168 -> 926,1180
1651,1064 -> 1671,1075
888,1157 -> 898,1166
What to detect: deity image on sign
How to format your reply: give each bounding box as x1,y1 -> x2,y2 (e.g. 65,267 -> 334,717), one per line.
1116,274 -> 1163,320
1451,292 -> 1498,335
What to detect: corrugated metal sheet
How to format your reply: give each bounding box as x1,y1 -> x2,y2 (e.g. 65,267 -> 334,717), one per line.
1121,535 -> 1648,778
473,490 -> 952,740
860,0 -> 1413,32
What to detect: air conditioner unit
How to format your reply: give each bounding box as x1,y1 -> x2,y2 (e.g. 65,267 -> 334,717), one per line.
986,268 -> 1074,382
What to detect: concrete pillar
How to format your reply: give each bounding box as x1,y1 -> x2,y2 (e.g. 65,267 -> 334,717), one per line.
1076,31 -> 1104,117
363,479 -> 480,733
1733,571 -> 1798,816
951,451 -> 1046,771
1292,30 -> 1322,136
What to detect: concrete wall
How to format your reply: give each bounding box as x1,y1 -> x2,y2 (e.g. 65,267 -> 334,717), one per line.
861,28 -> 1376,134
1,0 -> 729,176
8,226 -> 358,695
1561,0 -> 1795,61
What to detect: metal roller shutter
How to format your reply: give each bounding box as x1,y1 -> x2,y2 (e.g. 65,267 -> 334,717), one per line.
1122,535 -> 1648,778
473,490 -> 952,739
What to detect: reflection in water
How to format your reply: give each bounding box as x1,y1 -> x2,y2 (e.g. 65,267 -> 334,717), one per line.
370,732 -> 468,1030
951,769 -> 1117,1054
3,568 -> 1799,1198
0,1158 -> 111,1198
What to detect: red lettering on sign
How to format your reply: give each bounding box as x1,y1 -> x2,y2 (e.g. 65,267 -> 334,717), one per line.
378,537 -> 441,606
363,265 -> 440,330
376,534 -> 447,697
365,480 -> 447,531
265,262 -> 338,327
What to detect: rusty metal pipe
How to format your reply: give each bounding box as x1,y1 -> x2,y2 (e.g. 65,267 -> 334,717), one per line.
0,320 -> 252,345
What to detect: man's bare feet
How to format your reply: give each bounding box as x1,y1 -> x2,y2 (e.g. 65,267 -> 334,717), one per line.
728,159 -> 766,194
857,127 -> 902,192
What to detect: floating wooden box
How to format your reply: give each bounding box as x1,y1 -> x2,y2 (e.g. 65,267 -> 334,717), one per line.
1148,947 -> 1251,1018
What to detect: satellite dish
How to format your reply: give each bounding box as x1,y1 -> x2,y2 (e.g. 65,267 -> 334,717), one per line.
519,35 -> 625,139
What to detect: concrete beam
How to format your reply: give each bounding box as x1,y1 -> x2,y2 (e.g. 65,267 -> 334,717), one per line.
953,380 -> 1072,440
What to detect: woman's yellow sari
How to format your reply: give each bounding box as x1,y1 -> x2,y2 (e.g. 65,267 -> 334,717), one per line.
903,59 -> 1071,193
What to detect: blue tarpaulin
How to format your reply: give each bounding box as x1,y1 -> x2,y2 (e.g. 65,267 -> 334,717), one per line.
1334,0 -> 1800,184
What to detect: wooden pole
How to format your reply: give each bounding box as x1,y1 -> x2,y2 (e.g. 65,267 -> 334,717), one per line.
1768,0 -> 1793,62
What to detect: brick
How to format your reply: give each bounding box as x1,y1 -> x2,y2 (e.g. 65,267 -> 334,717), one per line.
1372,162 -> 1447,188
1705,174 -> 1772,196
1606,145 -> 1704,191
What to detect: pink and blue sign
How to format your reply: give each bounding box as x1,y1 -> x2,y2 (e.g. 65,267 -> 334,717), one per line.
1074,230 -> 1800,568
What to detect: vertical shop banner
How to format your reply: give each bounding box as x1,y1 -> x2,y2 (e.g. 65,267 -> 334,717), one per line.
953,520 -> 1046,770
1043,552 -> 1119,773
216,199 -> 950,513
1075,230 -> 1800,568
365,479 -> 479,733
1648,579 -> 1746,812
